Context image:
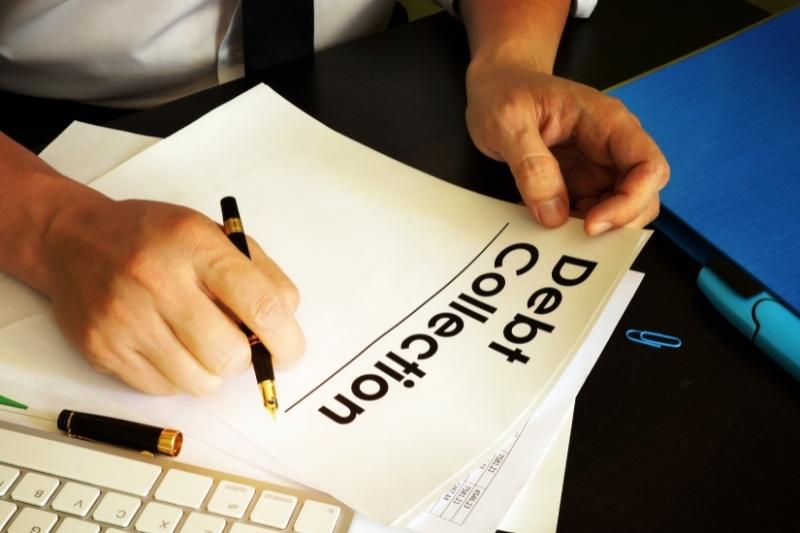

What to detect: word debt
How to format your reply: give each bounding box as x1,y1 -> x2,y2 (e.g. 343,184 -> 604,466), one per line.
319,242 -> 597,424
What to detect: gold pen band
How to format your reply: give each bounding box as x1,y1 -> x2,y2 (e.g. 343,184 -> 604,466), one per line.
224,217 -> 244,235
157,429 -> 183,456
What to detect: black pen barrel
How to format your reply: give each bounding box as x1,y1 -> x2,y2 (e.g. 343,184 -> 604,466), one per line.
225,230 -> 251,258
220,195 -> 240,220
251,341 -> 276,382
58,410 -> 181,456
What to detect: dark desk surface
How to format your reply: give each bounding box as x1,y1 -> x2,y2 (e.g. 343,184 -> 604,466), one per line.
6,1 -> 799,531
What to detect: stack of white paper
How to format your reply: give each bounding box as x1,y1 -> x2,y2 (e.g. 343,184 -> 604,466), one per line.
0,85 -> 648,531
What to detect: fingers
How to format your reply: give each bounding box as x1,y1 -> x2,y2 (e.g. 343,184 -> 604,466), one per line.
582,155 -> 668,234
576,97 -> 670,234
497,126 -> 570,228
247,237 -> 301,313
200,252 -> 305,371
103,349 -> 179,396
136,314 -> 225,397
161,289 -> 252,379
75,325 -> 179,396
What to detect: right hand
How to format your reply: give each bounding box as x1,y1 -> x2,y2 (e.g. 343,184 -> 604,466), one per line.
42,194 -> 305,396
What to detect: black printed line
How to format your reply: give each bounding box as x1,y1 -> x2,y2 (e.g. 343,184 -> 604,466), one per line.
285,222 -> 510,412
448,301 -> 489,323
458,292 -> 498,314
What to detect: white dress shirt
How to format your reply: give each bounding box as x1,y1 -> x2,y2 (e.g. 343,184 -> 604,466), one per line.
0,0 -> 594,109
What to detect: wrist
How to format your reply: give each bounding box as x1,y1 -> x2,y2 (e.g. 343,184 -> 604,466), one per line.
461,0 -> 569,77
37,177 -> 113,297
468,38 -> 556,77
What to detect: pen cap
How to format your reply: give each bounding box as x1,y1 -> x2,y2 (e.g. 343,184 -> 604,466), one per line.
58,410 -> 182,456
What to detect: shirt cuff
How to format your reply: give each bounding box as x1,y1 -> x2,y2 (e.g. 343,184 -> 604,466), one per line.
571,0 -> 598,18
433,0 -> 597,19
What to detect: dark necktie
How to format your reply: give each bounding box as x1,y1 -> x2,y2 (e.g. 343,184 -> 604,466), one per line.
241,0 -> 314,74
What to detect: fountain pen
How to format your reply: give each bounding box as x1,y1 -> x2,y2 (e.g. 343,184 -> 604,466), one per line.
220,196 -> 279,419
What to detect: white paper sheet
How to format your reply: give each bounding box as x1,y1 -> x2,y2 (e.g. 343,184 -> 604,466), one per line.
0,85 -> 650,525
21,121 -> 643,533
409,270 -> 643,533
496,403 -> 574,533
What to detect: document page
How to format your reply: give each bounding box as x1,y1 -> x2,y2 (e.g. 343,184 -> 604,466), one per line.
409,270 -> 643,533
0,85 -> 650,525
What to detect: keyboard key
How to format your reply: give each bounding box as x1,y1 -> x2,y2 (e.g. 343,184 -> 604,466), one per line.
179,512 -> 226,533
155,470 -> 213,509
206,481 -> 255,519
0,500 -> 17,530
0,422 -> 352,533
11,472 -> 60,506
0,465 -> 20,496
0,428 -> 161,497
229,523 -> 274,533
250,490 -> 297,529
55,517 -> 100,533
93,491 -> 141,527
135,502 -> 183,533
293,500 -> 341,533
8,507 -> 58,533
51,482 -> 101,517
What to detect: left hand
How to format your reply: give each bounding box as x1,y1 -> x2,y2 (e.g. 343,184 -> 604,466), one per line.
465,59 -> 669,235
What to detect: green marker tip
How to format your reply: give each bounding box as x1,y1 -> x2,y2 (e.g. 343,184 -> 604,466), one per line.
0,394 -> 28,410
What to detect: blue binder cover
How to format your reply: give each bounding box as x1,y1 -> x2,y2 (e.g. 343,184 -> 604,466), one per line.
607,7 -> 800,316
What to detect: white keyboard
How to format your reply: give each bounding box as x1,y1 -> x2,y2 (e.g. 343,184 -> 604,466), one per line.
0,421 -> 353,533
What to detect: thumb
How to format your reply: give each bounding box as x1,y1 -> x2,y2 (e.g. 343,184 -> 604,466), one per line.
499,127 -> 569,228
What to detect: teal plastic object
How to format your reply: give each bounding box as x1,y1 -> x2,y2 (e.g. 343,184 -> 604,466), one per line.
698,267 -> 800,380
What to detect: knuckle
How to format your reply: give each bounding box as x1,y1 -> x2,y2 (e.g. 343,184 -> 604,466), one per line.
492,95 -> 521,124
593,96 -> 630,130
605,95 -> 628,113
252,293 -> 285,329
658,160 -> 671,187
85,354 -> 112,375
491,91 -> 536,131
524,154 -> 560,176
141,379 -> 179,396
120,248 -> 164,289
76,323 -> 107,360
515,154 -> 561,191
278,281 -> 301,313
166,209 -> 209,240
189,374 -> 222,397
214,338 -> 251,377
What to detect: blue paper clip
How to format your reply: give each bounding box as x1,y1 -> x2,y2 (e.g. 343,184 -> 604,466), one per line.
625,329 -> 682,349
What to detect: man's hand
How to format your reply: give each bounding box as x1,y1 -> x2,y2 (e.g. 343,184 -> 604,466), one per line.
466,62 -> 669,234
461,0 -> 669,235
0,132 -> 303,396
42,197 -> 305,395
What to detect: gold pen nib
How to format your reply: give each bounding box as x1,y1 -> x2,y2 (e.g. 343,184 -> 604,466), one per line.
259,380 -> 279,421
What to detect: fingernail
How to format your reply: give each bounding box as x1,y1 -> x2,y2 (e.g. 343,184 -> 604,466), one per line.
536,197 -> 567,227
589,221 -> 613,235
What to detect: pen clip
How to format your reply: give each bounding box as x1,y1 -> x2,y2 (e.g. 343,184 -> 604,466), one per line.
625,329 -> 682,349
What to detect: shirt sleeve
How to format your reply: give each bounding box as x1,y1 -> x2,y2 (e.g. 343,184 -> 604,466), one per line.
429,0 -> 598,19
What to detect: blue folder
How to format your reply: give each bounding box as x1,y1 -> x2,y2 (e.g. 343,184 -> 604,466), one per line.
607,7 -> 800,370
